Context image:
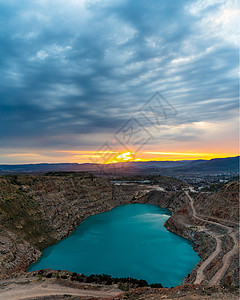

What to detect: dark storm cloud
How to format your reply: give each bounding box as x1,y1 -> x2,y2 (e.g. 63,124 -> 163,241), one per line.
0,0 -> 238,148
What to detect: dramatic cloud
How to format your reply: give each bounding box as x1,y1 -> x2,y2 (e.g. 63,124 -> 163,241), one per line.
0,0 -> 238,162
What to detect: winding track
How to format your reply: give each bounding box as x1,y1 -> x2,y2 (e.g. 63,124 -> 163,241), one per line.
185,192 -> 239,286
208,228 -> 239,286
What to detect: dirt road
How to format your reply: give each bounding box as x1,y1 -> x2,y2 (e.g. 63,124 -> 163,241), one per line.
185,192 -> 239,286
0,282 -> 122,300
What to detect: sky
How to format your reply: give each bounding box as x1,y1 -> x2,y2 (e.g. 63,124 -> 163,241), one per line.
0,0 -> 239,164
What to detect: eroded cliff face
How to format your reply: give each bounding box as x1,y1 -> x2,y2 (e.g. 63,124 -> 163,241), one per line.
0,174 -> 239,288
194,181 -> 239,222
140,185 -> 239,287
0,173 -> 141,276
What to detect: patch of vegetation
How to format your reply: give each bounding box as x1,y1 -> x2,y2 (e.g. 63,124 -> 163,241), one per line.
5,175 -> 22,186
44,172 -> 95,179
0,176 -> 56,250
70,272 -> 149,287
38,270 -> 153,288
150,283 -> 163,288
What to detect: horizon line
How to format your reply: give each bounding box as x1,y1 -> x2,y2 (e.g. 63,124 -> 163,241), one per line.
0,155 -> 239,166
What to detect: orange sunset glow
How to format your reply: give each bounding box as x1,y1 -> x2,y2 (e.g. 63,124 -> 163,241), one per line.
0,0 -> 238,166
0,149 -> 238,165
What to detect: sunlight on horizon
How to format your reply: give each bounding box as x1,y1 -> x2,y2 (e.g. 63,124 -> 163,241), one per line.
0,149 -> 238,165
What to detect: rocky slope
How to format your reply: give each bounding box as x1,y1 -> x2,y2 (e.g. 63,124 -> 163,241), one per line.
139,184 -> 239,287
0,270 -> 239,300
0,173 -> 239,297
194,181 -> 239,222
0,173 -> 142,277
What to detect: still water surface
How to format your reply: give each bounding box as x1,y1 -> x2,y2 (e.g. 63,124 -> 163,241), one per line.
29,204 -> 200,287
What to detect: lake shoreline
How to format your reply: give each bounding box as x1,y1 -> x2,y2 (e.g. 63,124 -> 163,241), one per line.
0,188 -> 216,285
28,203 -> 199,287
0,175 -> 238,289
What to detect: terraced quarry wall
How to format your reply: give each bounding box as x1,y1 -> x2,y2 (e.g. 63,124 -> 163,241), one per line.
0,173 -> 239,288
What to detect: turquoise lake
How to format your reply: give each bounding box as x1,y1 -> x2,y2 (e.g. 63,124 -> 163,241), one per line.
28,204 -> 200,287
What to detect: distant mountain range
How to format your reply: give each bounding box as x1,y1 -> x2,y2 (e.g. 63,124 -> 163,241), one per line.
167,156 -> 239,173
117,156 -> 239,176
135,156 -> 239,176
0,156 -> 239,176
124,160 -> 196,169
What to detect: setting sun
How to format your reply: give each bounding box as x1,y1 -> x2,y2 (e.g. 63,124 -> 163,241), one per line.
106,151 -> 135,164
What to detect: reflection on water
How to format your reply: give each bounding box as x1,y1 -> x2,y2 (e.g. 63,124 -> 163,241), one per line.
28,204 -> 200,287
